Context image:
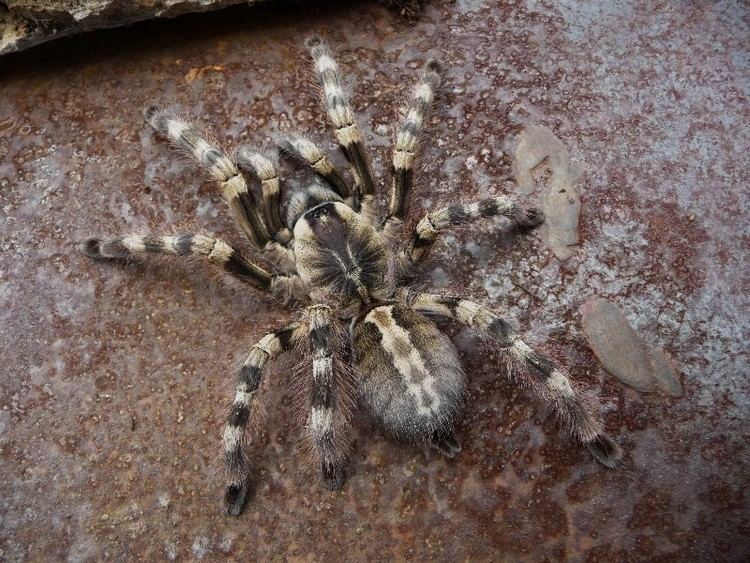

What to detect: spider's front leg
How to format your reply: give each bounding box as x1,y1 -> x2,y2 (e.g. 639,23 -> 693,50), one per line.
281,135 -> 351,200
382,58 -> 442,239
223,323 -> 307,515
410,292 -> 623,468
235,148 -> 291,244
144,108 -> 295,272
306,37 -> 379,223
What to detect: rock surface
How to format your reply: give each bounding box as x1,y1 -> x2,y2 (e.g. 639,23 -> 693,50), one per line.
0,1 -> 254,55
1,0 -> 748,560
580,298 -> 682,396
513,125 -> 583,260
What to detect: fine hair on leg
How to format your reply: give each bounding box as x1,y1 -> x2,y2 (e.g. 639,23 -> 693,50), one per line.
223,323 -> 307,515
281,135 -> 351,199
235,147 -> 290,242
404,196 -> 545,264
144,107 -> 274,250
383,59 -> 442,238
305,304 -> 352,490
410,292 -> 623,468
305,36 -> 379,222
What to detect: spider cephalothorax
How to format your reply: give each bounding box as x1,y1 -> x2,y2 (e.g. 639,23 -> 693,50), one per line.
82,37 -> 622,516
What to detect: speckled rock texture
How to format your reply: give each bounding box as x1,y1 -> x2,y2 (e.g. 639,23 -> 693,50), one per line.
1,0 -> 749,560
0,0 -> 257,55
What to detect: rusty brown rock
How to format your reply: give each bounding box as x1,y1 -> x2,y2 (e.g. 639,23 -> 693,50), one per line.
1,0 -> 748,561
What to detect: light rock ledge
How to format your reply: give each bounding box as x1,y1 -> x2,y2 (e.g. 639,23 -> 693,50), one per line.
0,0 -> 259,55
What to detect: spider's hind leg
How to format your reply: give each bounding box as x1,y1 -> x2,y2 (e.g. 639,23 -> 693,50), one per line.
411,292 -> 623,468
223,323 -> 307,515
306,304 -> 350,490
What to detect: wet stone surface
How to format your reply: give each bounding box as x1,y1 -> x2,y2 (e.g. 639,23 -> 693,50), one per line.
1,0 -> 749,560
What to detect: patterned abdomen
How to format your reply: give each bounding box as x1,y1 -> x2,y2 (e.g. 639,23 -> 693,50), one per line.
352,304 -> 466,442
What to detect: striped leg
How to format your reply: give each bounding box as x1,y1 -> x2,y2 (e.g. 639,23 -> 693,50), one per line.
305,37 -> 378,222
281,135 -> 351,199
235,148 -> 292,244
144,108 -> 296,272
403,196 -> 544,264
223,323 -> 307,515
307,305 -> 348,490
411,293 -> 623,468
383,59 -> 442,239
80,233 -> 306,303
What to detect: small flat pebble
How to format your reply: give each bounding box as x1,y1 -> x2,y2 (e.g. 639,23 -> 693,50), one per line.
513,125 -> 582,260
580,298 -> 681,396
648,348 -> 683,397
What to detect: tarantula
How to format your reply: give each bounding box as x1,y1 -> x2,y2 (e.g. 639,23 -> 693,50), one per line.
81,37 -> 622,515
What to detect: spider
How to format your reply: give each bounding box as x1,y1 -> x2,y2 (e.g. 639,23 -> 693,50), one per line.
81,37 -> 622,516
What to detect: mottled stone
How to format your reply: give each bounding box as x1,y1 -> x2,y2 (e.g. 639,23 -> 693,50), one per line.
513,125 -> 582,260
580,298 -> 683,397
648,348 -> 683,398
580,298 -> 657,392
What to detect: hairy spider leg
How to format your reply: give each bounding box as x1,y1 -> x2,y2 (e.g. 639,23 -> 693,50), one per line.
145,107 -> 295,272
281,135 -> 351,199
383,59 -> 442,239
306,37 -> 379,224
411,292 -> 623,468
223,323 -> 307,515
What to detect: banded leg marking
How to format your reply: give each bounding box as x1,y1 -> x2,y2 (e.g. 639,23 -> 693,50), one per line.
411,293 -> 622,468
305,37 -> 377,210
281,135 -> 351,198
235,148 -> 288,238
405,196 -> 545,263
81,233 -> 307,303
307,305 -> 347,490
224,323 -> 307,515
81,233 -> 273,292
144,107 -> 272,249
385,59 -> 441,234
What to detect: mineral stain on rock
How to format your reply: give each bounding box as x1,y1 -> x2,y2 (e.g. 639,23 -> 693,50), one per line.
513,125 -> 583,260
580,298 -> 682,397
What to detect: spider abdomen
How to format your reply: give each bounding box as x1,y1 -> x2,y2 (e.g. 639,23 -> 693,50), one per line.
352,304 -> 466,443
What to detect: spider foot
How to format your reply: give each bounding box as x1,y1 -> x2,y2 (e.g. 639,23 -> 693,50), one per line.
430,429 -> 462,458
515,207 -> 545,230
79,237 -> 105,259
586,433 -> 623,468
322,463 -> 346,491
224,481 -> 250,516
